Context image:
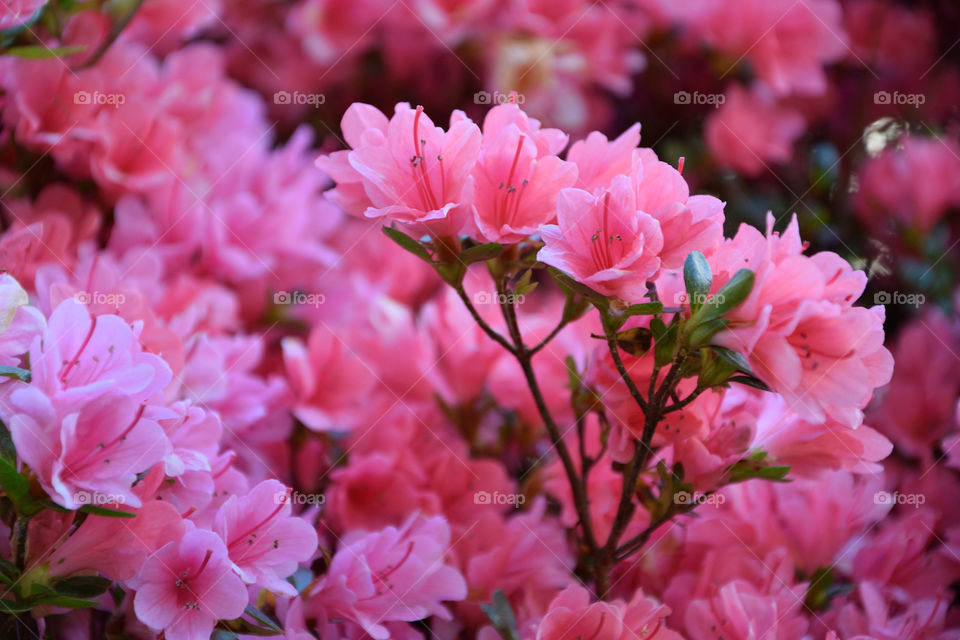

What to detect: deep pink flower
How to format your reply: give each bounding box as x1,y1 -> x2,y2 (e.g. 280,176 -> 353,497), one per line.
538,175 -> 664,301
309,515 -> 467,639
334,103 -> 482,236
536,584 -> 681,640
469,104 -> 576,243
213,479 -> 318,595
132,528 -> 248,640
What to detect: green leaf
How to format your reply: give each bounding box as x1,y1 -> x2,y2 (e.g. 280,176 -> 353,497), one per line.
654,319 -> 679,368
33,594 -> 100,609
78,505 -> 135,518
804,567 -> 853,612
3,45 -> 86,59
683,251 -> 712,313
0,599 -> 32,613
697,269 -> 755,322
0,559 -> 20,586
728,453 -> 790,483
711,346 -> 753,374
547,267 -> 608,312
0,456 -> 33,510
434,261 -> 465,286
244,604 -> 284,633
623,302 -> 663,317
460,242 -> 503,265
727,375 -> 772,392
0,366 -> 30,382
381,226 -> 432,263
481,589 -> 520,640
514,269 -> 539,297
54,576 -> 112,599
0,421 -> 16,460
686,317 -> 729,347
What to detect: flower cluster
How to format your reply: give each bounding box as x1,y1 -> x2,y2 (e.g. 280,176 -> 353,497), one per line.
0,0 -> 958,639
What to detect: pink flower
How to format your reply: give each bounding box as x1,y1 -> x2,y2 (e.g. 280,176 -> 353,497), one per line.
469,104 -> 577,243
26,298 -> 173,411
132,528 -> 248,640
670,0 -> 848,96
213,479 -> 318,595
855,135 -> 960,233
310,515 -> 467,639
705,84 -> 805,177
7,388 -> 169,508
683,578 -> 809,640
712,214 -> 893,427
282,326 -> 376,432
567,123 -> 641,192
536,584 -> 681,640
537,175 -> 664,301
334,103 -> 482,236
0,0 -> 44,28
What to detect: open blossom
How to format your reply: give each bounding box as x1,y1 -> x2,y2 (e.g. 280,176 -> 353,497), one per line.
319,102 -> 481,236
7,388 -> 169,508
0,273 -> 44,368
132,528 -> 248,640
213,479 -> 319,595
469,103 -> 577,243
536,584 -> 681,640
309,514 -> 467,639
538,175 -> 664,301
711,214 -> 893,427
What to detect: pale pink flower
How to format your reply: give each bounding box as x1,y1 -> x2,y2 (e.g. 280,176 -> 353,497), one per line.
705,84 -> 805,177
712,214 -> 893,427
538,175 -> 664,301
310,515 -> 468,640
132,528 -> 248,640
7,387 -> 169,509
213,479 -> 318,595
469,104 -> 576,243
339,103 -> 482,236
536,584 -> 681,640
0,273 -> 44,368
567,123 -> 641,192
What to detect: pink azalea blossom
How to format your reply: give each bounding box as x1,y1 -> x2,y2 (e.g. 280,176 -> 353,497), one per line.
213,479 -> 318,595
538,175 -> 664,301
536,584 -> 681,640
132,528 -> 249,640
309,514 -> 467,639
